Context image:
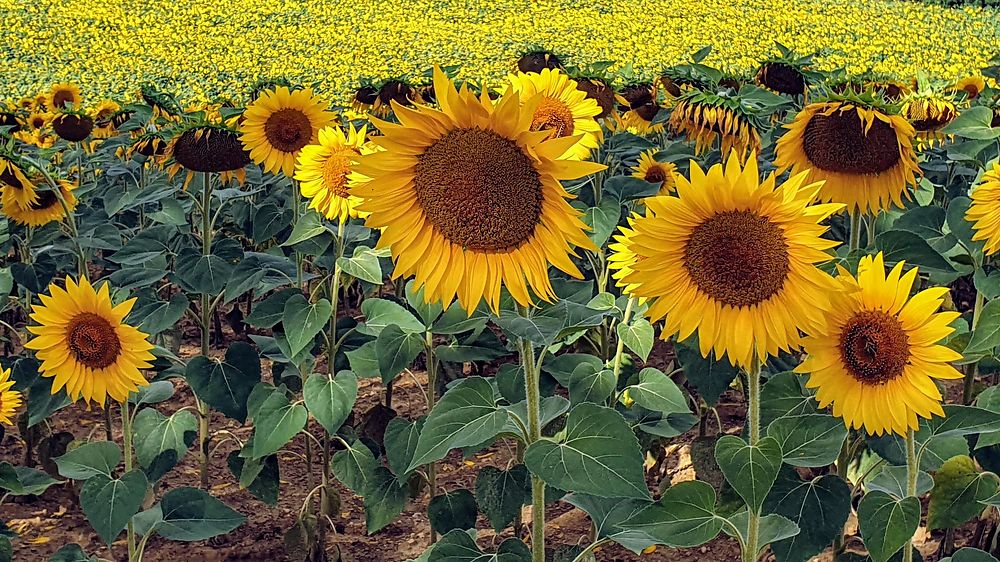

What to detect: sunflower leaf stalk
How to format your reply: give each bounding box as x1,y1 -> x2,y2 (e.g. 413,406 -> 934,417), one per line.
963,288 -> 985,404
424,329 -> 439,544
122,398 -> 137,561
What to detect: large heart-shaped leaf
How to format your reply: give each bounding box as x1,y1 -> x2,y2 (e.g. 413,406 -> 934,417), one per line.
622,480 -> 722,547
303,371 -> 357,434
626,367 -> 689,415
715,435 -> 782,512
185,341 -> 261,422
80,470 -> 148,544
767,414 -> 848,468
281,294 -> 332,358
376,324 -> 424,384
764,468 -> 851,562
475,465 -> 529,533
135,487 -> 244,541
55,441 -> 121,480
132,408 -> 197,481
248,389 -> 307,459
858,491 -> 920,562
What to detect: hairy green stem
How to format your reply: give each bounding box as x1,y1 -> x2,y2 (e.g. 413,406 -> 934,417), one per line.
848,211 -> 863,252
964,288 -> 985,404
611,297 -> 636,381
197,172 -> 213,489
745,361 -> 762,562
425,330 -> 439,544
903,428 -> 918,562
517,304 -> 544,562
122,399 -> 137,561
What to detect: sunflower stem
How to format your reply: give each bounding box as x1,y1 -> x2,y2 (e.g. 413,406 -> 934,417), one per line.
122,399 -> 137,561
517,303 -> 545,562
424,329 -> 439,545
964,288 -> 986,404
848,211 -> 863,251
611,296 -> 637,383
866,213 -> 877,248
745,360 -> 762,562
197,171 -> 213,489
903,428 -> 918,562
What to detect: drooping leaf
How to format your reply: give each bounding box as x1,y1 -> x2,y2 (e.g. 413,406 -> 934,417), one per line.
135,487 -> 245,541
132,408 -> 197,481
626,367 -> 689,416
928,455 -> 998,530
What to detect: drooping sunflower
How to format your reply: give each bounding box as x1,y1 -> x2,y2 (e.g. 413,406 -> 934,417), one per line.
2,180 -> 77,227
901,92 -> 957,148
0,367 -> 23,425
516,50 -> 563,74
796,253 -> 962,436
240,86 -> 334,176
352,84 -> 380,114
966,163 -> 1000,255
755,45 -> 813,96
668,91 -> 761,158
631,150 -> 677,195
126,132 -> 169,161
91,100 -> 121,139
573,76 -> 616,119
47,83 -> 81,110
0,156 -> 38,208
294,124 -> 370,223
352,67 -> 604,313
374,80 -> 417,117
953,75 -> 986,100
52,111 -> 94,142
616,152 -> 844,368
615,83 -> 663,134
774,99 -> 920,215
507,69 -> 603,160
26,276 -> 155,406
167,123 -> 251,188
0,111 -> 21,133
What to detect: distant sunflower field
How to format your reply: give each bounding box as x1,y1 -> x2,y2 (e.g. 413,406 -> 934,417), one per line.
6,2 -> 1000,562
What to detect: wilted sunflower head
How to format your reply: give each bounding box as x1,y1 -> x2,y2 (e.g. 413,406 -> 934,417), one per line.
517,49 -> 563,73
378,80 -> 416,110
128,132 -> 169,160
775,93 -> 920,215
91,100 -> 122,139
900,83 -> 958,148
352,83 -> 380,112
47,83 -> 81,110
52,111 -> 95,142
169,123 -> 250,174
668,90 -> 762,158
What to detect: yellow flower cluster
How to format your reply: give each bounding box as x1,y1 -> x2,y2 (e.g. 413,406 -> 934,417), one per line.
1,0 -> 997,104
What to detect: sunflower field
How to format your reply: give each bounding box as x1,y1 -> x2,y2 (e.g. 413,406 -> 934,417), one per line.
5,6 -> 1000,562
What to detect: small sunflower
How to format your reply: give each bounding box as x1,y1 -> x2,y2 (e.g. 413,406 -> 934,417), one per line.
616,152 -> 843,368
2,180 -> 77,227
0,112 -> 21,133
352,84 -> 380,114
126,133 -> 169,161
240,86 -> 334,176
91,100 -> 122,139
0,367 -> 23,426
901,92 -> 957,147
755,45 -> 813,96
27,112 -> 53,131
294,124 -> 370,223
775,99 -> 920,215
966,162 -> 1000,255
953,75 -> 986,100
507,69 -> 603,160
796,253 -> 962,436
631,151 -> 677,195
47,83 -> 81,110
0,156 -> 38,208
352,67 -> 604,312
517,50 -> 563,73
615,83 -> 662,134
668,91 -> 761,158
374,80 -> 417,116
574,76 -> 616,119
25,277 -> 155,406
167,124 -> 251,188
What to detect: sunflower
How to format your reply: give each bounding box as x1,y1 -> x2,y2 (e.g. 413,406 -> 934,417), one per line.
774,100 -> 920,215
796,253 -> 961,436
608,215 -> 646,298
2,180 -> 77,227
517,50 -> 563,73
574,76 -> 616,119
294,124 -> 370,222
615,83 -> 662,134
352,84 -> 380,114
668,92 -> 761,158
352,67 -> 604,313
615,152 -> 843,368
52,112 -> 94,142
0,156 -> 38,208
25,277 -> 155,406
631,150 -> 677,195
91,100 -> 121,139
0,367 -> 23,426
47,83 -> 81,110
953,75 -> 986,100
240,86 -> 334,176
167,124 -> 250,188
374,80 -> 417,117
27,112 -> 53,131
756,62 -> 806,96
126,133 -> 168,161
966,163 -> 1000,255
0,112 -> 21,133
507,69 -> 603,160
901,93 -> 957,147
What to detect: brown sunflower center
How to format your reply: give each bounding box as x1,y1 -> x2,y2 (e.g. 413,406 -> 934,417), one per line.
757,63 -> 806,96
1,166 -> 23,189
67,312 -> 122,369
322,149 -> 357,198
29,190 -> 59,210
802,109 -> 901,175
531,97 -> 575,138
413,127 -> 543,252
643,164 -> 667,184
52,90 -> 75,109
683,210 -> 790,307
264,108 -> 313,153
839,310 -> 910,385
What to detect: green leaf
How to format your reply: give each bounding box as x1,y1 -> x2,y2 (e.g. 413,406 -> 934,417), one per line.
0,462 -> 62,495
715,435 -> 782,512
475,465 -> 529,533
249,389 -> 307,459
346,340 -> 381,379
227,452 -> 279,506
47,543 -> 99,562
857,491 -> 920,562
185,341 -> 261,422
767,414 -> 848,468
921,405 -> 1000,439
251,203 -> 292,242
524,403 -> 649,500
80,470 -> 148,544
359,298 -> 424,336
431,305 -> 489,335
941,106 -> 1000,140
365,467 -> 407,534
282,295 -> 332,358
173,249 -> 234,294
303,371 -> 357,434
564,494 -> 656,554
875,230 -> 956,273
132,408 -> 197,481
132,293 -> 188,336
617,318 -> 654,361
55,441 -> 121,480
928,455 -> 998,530
868,466 -> 934,499
338,245 -> 385,284
760,372 -> 819,426
493,310 -> 566,347
407,377 -> 509,471
942,548 -> 1000,562
281,210 -> 326,246
131,381 -> 175,406
385,417 -> 424,479
245,288 -> 299,329
428,489 -> 478,534
427,529 -> 531,562
331,439 -> 379,495
676,343 -> 740,406
138,487 -> 245,541
723,511 -> 799,558
568,367 -> 615,405
582,198 -> 622,246
376,324 -> 425,384
621,480 -> 722,547
626,367 -> 689,416
764,470 -> 851,562
967,298 -> 1000,355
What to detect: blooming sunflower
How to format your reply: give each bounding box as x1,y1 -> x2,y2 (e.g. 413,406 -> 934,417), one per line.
953,75 -> 986,100
47,83 -> 81,110
0,156 -> 38,208
631,150 -> 677,195
352,67 -> 604,313
507,69 -> 603,160
668,91 -> 761,158
616,152 -> 843,368
608,215 -> 646,297
294,124 -> 370,223
774,100 -> 920,215
0,367 -> 23,426
2,180 -> 77,227
240,86 -> 334,176
27,112 -> 53,131
796,253 -> 962,436
966,163 -> 1000,255
25,277 -> 155,406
